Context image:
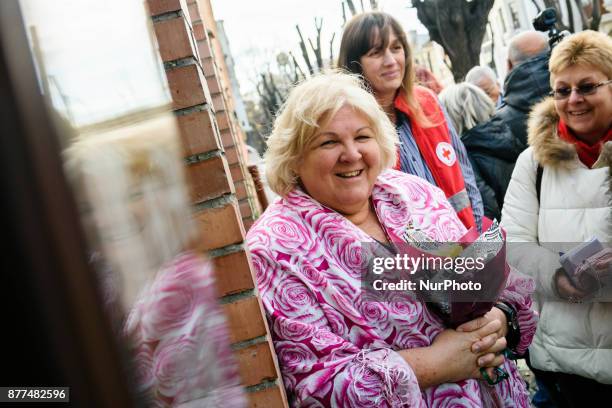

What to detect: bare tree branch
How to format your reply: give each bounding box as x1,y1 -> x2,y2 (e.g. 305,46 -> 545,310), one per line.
257,73 -> 281,125
487,20 -> 496,74
289,51 -> 306,81
346,0 -> 357,15
530,0 -> 542,12
312,17 -> 324,70
369,0 -> 378,10
329,32 -> 337,66
296,25 -> 315,74
308,38 -> 321,71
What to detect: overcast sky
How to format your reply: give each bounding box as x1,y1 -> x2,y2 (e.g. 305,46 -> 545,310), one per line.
210,0 -> 427,96
21,0 -> 170,127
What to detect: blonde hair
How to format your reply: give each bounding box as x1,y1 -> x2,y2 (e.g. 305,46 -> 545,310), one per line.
549,30 -> 612,83
265,71 -> 398,196
439,83 -> 495,135
337,11 -> 432,127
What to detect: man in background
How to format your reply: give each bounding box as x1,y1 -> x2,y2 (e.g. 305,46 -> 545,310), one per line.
495,30 -> 550,147
466,65 -> 502,106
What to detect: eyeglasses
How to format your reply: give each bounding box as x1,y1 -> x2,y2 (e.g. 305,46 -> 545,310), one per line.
550,79 -> 612,100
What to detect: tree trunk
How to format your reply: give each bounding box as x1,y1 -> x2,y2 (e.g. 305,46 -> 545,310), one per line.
487,21 -> 496,74
412,0 -> 495,82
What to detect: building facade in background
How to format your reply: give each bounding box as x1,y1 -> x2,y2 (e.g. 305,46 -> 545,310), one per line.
409,29 -> 455,89
482,0 -> 612,86
216,20 -> 252,135
405,0 -> 611,90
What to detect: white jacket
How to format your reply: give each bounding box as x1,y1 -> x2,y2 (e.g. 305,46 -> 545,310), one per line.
501,98 -> 612,384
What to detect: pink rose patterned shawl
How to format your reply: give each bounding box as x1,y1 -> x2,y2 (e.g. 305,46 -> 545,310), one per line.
247,169 -> 537,407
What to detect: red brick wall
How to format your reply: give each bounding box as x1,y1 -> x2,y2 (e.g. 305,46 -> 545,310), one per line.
192,0 -> 261,231
147,1 -> 288,406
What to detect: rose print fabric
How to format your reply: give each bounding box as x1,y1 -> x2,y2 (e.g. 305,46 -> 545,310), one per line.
125,252 -> 246,408
247,169 -> 537,407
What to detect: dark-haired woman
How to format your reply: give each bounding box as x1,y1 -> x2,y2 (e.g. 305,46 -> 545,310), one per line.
338,11 -> 483,232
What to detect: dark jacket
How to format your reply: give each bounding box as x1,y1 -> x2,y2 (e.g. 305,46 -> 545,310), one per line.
494,53 -> 551,148
461,118 -> 524,220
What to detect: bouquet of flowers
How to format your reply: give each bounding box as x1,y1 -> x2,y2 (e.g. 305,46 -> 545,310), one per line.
397,220 -> 510,328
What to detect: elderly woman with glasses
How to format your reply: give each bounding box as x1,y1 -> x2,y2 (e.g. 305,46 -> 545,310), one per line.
502,30 -> 612,406
247,71 -> 537,407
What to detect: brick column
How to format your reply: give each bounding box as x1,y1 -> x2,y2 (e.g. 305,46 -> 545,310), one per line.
147,1 -> 288,406
190,0 -> 261,231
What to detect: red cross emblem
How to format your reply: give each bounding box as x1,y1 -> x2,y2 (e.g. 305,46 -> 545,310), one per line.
435,142 -> 456,167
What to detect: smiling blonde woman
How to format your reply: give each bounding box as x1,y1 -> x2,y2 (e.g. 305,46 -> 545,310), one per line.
502,30 -> 612,405
247,71 -> 537,407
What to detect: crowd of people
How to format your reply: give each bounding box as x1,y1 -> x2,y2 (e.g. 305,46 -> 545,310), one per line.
245,10 -> 612,408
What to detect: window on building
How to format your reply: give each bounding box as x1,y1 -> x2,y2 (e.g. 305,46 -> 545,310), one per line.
508,2 -> 522,29
17,2 -> 196,390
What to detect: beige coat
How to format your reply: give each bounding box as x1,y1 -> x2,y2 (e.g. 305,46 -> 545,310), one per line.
501,98 -> 612,384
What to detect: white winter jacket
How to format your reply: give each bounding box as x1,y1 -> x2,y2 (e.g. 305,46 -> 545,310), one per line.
501,98 -> 612,384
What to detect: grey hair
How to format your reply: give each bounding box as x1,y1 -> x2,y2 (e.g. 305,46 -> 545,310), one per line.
439,83 -> 496,135
508,31 -> 550,65
465,65 -> 498,87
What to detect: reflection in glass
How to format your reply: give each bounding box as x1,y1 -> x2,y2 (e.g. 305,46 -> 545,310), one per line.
18,0 -> 185,312
20,0 -> 170,129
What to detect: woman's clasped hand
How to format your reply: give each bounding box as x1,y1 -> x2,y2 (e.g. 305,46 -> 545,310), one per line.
402,308 -> 508,388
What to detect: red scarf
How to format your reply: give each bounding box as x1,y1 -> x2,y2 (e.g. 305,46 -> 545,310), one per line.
394,87 -> 476,229
557,120 -> 612,168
